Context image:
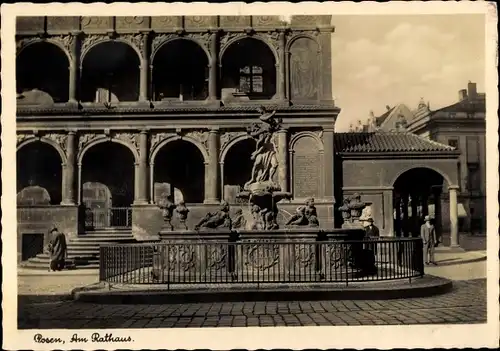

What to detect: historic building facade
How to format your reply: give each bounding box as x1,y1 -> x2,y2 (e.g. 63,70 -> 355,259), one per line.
16,15 -> 339,261
366,82 -> 486,234
16,16 -> 463,266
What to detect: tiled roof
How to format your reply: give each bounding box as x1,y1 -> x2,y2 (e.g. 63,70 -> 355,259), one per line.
375,107 -> 395,126
335,132 -> 456,153
433,97 -> 485,114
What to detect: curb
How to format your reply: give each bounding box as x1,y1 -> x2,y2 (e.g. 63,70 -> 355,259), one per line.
72,275 -> 453,304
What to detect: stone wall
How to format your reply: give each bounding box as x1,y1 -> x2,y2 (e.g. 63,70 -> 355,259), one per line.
16,205 -> 79,263
17,16 -> 333,35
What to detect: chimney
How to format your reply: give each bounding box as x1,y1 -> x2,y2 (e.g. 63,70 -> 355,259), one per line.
386,105 -> 391,111
467,81 -> 477,100
458,89 -> 468,101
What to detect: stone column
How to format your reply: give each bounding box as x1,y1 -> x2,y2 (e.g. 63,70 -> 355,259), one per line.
208,31 -> 218,101
134,130 -> 149,204
61,131 -> 76,205
204,129 -> 220,204
394,195 -> 401,237
68,33 -> 79,103
278,31 -> 286,101
383,189 -> 394,236
402,194 -> 409,237
139,32 -> 150,102
410,193 -> 418,237
322,129 -> 335,202
433,189 -> 442,241
422,193 -> 429,217
276,128 -> 288,192
449,185 -> 460,247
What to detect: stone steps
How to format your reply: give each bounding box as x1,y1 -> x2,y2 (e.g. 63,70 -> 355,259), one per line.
20,228 -> 135,270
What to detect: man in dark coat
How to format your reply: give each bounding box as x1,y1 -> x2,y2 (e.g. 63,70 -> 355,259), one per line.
420,215 -> 437,265
364,217 -> 380,256
49,227 -> 67,271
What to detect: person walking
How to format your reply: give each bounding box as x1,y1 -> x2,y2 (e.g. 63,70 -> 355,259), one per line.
48,227 -> 67,271
420,215 -> 437,265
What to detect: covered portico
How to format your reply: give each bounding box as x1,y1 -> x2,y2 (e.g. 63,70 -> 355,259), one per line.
335,132 -> 462,249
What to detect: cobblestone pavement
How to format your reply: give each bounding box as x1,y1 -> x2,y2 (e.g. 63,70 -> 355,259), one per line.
18,279 -> 486,328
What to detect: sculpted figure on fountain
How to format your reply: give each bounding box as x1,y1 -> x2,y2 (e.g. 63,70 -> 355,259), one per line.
244,106 -> 282,192
194,200 -> 232,231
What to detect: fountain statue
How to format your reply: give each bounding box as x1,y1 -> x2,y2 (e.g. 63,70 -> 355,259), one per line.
285,197 -> 320,227
175,200 -> 190,230
158,195 -> 176,231
194,200 -> 232,231
235,106 -> 292,230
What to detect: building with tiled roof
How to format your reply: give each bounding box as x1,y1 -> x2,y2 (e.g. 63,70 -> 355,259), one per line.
15,16 -> 464,269
365,82 -> 486,234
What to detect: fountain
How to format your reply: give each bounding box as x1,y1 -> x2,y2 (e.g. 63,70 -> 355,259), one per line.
155,107 -> 368,281
234,106 -> 292,231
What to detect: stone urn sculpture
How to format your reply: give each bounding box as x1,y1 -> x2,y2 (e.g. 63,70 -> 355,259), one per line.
348,193 -> 367,221
338,193 -> 367,228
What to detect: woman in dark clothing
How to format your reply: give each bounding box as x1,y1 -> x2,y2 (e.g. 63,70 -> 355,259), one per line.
49,227 -> 67,271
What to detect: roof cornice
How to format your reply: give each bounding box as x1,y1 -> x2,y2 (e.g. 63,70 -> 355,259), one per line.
337,151 -> 461,159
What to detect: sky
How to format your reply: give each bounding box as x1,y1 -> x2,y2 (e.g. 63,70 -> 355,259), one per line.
331,14 -> 486,132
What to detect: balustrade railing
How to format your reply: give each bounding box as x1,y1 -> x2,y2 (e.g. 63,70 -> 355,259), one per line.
85,207 -> 132,229
100,238 -> 424,286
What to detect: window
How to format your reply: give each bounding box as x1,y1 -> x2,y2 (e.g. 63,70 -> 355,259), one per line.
467,163 -> 481,192
239,66 -> 263,93
448,139 -> 459,149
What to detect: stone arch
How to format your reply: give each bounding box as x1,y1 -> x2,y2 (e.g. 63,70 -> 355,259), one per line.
289,131 -> 324,152
151,37 -> 211,65
17,137 -> 68,165
80,40 -> 141,102
220,36 -> 278,98
150,135 -> 209,165
17,38 -> 72,63
16,139 -> 64,205
151,137 -> 206,204
80,141 -> 136,215
151,38 -> 210,101
390,164 -> 454,188
391,166 -> 452,238
16,40 -> 71,103
80,38 -> 142,65
219,134 -> 254,162
285,34 -> 321,53
219,34 -> 279,62
78,137 -> 140,165
221,136 -> 257,203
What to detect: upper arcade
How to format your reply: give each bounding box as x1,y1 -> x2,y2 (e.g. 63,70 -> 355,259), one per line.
16,15 -> 336,114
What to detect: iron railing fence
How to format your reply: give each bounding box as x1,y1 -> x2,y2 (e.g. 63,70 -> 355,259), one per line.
85,207 -> 132,229
100,238 -> 424,286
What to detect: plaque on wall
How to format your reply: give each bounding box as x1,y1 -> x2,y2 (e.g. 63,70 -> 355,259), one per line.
293,136 -> 321,198
289,37 -> 320,100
